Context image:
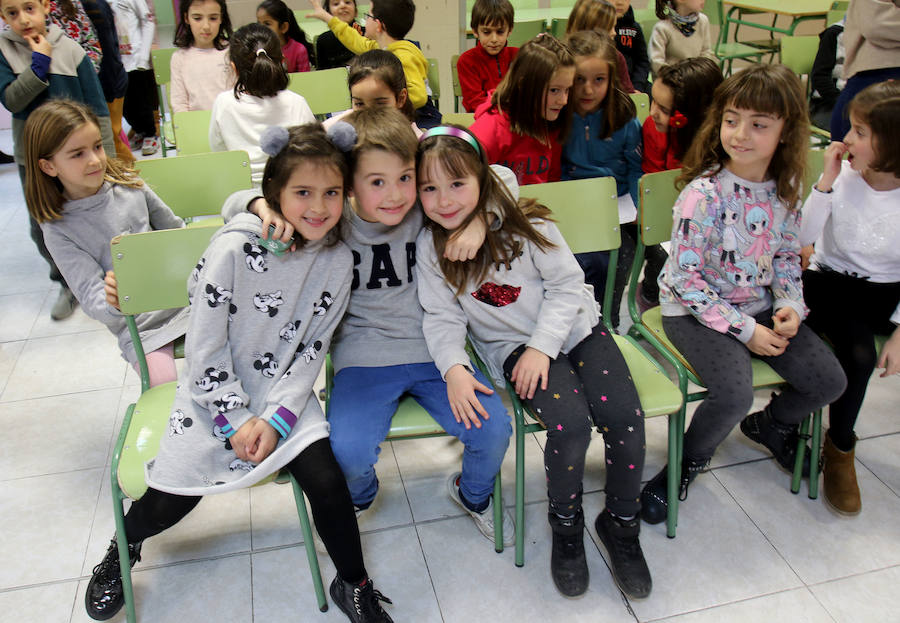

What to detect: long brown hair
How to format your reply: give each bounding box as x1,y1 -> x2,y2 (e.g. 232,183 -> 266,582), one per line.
656,56 -> 723,160
678,64 -> 809,208
847,80 -> 900,177
24,100 -> 142,223
417,126 -> 556,294
565,0 -> 617,35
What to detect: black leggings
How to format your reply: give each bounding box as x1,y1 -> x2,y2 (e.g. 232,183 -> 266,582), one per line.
123,69 -> 158,137
803,269 -> 900,450
662,310 -> 847,463
503,324 -> 646,517
123,438 -> 366,583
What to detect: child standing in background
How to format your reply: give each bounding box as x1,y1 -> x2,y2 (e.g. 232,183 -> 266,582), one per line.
565,0 -> 636,93
470,34 -> 575,185
170,0 -> 235,113
209,24 -> 314,186
612,0 -> 650,93
113,0 -> 159,155
561,30 -> 641,331
315,0 -> 360,70
257,0 -> 314,72
456,0 -> 518,113
641,65 -> 846,524
801,81 -> 900,516
49,0 -> 102,71
648,0 -> 716,76
809,17 -> 845,131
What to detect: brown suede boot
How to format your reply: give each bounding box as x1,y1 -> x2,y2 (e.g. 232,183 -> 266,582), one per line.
823,431 -> 861,516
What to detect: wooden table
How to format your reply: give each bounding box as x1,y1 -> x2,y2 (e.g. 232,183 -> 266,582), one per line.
721,0 -> 834,44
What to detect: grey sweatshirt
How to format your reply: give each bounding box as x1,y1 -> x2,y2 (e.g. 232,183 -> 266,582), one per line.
416,219 -> 600,385
145,213 -> 352,495
40,182 -> 188,364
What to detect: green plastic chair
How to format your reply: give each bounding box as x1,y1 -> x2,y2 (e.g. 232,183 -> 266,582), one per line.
549,17 -> 567,38
508,18 -> 547,47
451,53 -> 462,112
426,57 -> 440,108
704,0 -> 766,75
441,112 -> 476,127
825,8 -> 844,26
136,151 -> 251,224
806,148 -> 826,196
502,177 -> 683,565
172,109 -> 212,156
625,169 -> 820,537
150,48 -> 177,157
109,227 -> 330,621
288,67 -> 351,117
630,91 -> 650,124
781,36 -> 832,142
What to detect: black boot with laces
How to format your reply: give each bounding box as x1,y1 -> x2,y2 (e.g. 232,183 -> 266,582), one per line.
740,405 -> 811,476
548,510 -> 589,597
595,508 -> 652,598
85,538 -> 142,620
330,574 -> 394,623
640,458 -> 708,525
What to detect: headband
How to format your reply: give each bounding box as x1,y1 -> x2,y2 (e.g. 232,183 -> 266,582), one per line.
419,126 -> 483,156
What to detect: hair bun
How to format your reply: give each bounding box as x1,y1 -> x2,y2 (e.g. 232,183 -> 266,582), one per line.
327,121 -> 357,153
260,126 -> 290,157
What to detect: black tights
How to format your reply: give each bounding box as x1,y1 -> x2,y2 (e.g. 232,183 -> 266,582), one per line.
123,438 -> 366,583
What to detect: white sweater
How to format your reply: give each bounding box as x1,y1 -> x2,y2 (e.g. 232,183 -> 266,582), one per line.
112,0 -> 154,71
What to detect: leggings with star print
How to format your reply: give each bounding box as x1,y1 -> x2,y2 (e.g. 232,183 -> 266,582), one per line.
503,324 -> 646,518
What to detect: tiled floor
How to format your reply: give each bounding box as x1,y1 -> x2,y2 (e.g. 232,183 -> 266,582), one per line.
0,129 -> 898,623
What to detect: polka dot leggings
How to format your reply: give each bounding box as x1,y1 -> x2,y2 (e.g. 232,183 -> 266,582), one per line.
503,324 -> 646,518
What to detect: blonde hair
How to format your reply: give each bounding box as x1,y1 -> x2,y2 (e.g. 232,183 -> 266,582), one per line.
566,0 -> 617,35
24,100 -> 142,223
344,106 -> 418,169
678,64 -> 809,208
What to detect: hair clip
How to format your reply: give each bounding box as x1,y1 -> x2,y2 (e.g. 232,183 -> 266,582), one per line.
327,121 -> 357,153
670,110 -> 688,128
260,126 -> 290,157
419,126 -> 483,157
256,47 -> 271,59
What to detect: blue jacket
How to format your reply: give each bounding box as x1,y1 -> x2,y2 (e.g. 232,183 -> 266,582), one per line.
561,108 -> 642,206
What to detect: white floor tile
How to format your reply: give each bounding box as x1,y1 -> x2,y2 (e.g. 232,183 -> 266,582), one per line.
810,565 -> 900,623
0,291 -> 43,342
856,434 -> 900,497
29,289 -> 108,339
853,374 -> 900,439
0,340 -> 24,395
651,587 -> 831,623
0,581 -> 79,623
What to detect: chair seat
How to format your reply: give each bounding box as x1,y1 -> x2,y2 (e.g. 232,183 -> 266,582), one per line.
613,335 -> 683,418
118,382 -> 177,499
387,396 -> 446,438
640,306 -> 786,387
716,41 -> 765,59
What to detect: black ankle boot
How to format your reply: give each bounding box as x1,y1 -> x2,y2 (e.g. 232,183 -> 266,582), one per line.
329,575 -> 393,623
548,510 -> 589,597
595,509 -> 652,598
640,459 -> 707,525
85,538 -> 142,621
740,406 -> 811,476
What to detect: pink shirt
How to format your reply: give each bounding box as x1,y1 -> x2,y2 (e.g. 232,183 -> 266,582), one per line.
282,37 -> 310,73
170,46 -> 236,113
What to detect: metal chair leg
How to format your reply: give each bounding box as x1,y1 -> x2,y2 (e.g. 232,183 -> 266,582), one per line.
290,476 -> 328,613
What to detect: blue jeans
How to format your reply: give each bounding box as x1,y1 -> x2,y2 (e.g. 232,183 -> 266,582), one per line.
327,362 -> 512,508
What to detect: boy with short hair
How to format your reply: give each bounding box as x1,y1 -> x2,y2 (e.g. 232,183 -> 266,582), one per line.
457,0 -> 518,113
612,0 -> 649,94
0,0 -> 114,321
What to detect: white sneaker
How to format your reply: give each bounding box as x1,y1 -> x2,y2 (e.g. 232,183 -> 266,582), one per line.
447,471 -> 515,547
141,136 -> 160,156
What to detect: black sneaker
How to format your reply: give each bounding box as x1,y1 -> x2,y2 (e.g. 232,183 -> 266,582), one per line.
548,511 -> 589,597
329,574 -> 393,623
595,509 -> 652,599
640,459 -> 707,525
740,406 -> 810,476
85,538 -> 142,620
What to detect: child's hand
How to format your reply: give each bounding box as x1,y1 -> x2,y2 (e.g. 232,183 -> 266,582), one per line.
231,417 -> 261,461
104,270 -> 120,310
877,327 -> 900,377
509,347 -> 549,400
246,419 -> 279,463
250,197 -> 296,249
817,141 -> 846,192
746,324 -> 789,357
306,0 -> 332,22
800,244 -> 814,270
444,215 -> 486,261
772,307 -> 800,339
27,33 -> 52,57
445,364 -> 493,430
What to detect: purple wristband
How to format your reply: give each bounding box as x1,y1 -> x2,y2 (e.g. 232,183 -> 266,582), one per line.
268,406 -> 298,439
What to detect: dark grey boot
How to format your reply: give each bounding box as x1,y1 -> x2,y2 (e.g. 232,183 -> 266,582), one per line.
548,510 -> 589,597
640,458 -> 708,524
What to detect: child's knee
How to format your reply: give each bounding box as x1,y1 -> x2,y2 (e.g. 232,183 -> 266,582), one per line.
328,434 -> 379,479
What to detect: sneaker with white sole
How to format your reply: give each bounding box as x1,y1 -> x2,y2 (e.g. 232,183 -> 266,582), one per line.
51,287 -> 77,320
128,132 -> 144,150
447,471 -> 514,547
141,136 -> 160,156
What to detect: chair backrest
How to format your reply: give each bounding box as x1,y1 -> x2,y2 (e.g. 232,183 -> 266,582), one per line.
111,226 -> 216,316
630,91 -> 650,124
508,18 -> 547,47
638,169 -> 682,246
440,112 -> 476,127
451,53 -> 462,112
150,48 -> 176,87
780,35 -> 819,76
426,57 -> 440,101
703,0 -> 723,26
137,150 -> 252,220
287,67 -> 351,116
549,17 -> 568,38
172,109 -> 212,156
805,148 -> 825,195
826,9 -> 844,25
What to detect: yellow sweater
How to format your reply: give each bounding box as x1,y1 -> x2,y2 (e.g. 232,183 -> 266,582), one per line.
328,16 -> 428,109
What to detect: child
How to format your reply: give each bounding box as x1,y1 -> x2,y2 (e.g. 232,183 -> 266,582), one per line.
315,0 -> 360,70
209,23 -> 314,187
456,0 -> 518,113
565,0 -> 636,93
561,30 -> 641,331
470,34 -> 574,186
170,0 -> 234,113
84,122 -> 395,623
0,0 -> 115,322
613,0 -> 650,93
323,49 -> 421,136
240,107 -> 514,547
257,0 -> 314,72
648,0 -> 716,76
49,0 -> 102,71
641,64 -> 847,524
112,0 -> 159,155
809,17 -> 845,131
800,81 -> 900,515
415,124 -> 651,599
25,98 -> 186,388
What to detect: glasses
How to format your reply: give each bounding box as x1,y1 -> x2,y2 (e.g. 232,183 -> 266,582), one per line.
364,11 -> 379,20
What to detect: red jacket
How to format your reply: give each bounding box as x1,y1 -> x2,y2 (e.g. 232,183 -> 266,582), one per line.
641,116 -> 681,173
457,44 -> 518,113
470,97 -> 562,185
